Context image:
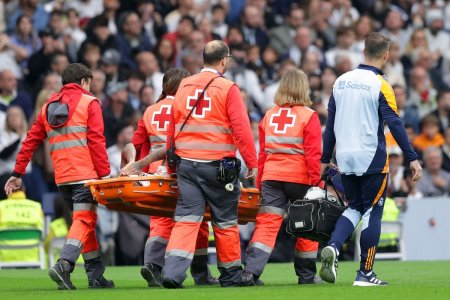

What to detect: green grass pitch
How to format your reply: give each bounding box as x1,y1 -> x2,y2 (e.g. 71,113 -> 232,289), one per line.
1,261 -> 449,299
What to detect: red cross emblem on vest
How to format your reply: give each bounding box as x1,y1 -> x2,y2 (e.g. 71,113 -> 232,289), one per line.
151,105 -> 172,131
269,108 -> 296,134
186,89 -> 211,118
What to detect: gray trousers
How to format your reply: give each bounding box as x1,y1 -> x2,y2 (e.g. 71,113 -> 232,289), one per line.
161,159 -> 242,287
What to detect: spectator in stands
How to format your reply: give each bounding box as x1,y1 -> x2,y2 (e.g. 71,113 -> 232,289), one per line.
380,10 -> 411,55
127,71 -> 146,111
49,52 -> 69,81
408,66 -> 438,118
319,67 -> 337,108
387,146 -> 406,197
413,115 -> 445,154
403,168 -> 423,200
90,70 -> 107,107
0,70 -> 32,121
211,4 -> 228,39
198,17 -> 221,43
153,37 -> 176,73
240,4 -> 269,48
26,28 -> 65,88
424,9 -> 449,57
300,52 -> 321,76
430,90 -> 450,134
354,14 -> 373,54
7,0 -> 49,34
325,26 -> 362,69
180,50 -> 201,76
116,11 -> 152,71
384,42 -> 406,88
136,51 -> 163,102
41,73 -> 62,93
441,127 -> 450,173
289,26 -> 322,67
0,106 -> 31,183
263,59 -> 297,112
100,48 -> 126,93
164,0 -> 195,33
65,0 -> 104,19
64,8 -> 87,51
181,30 -> 205,67
329,0 -> 359,28
48,10 -> 66,37
310,0 -> 336,50
9,15 -> 41,69
93,0 -> 120,35
137,0 -> 167,47
163,15 -> 196,62
393,85 -> 420,133
259,45 -> 280,87
0,33 -> 23,79
80,43 -> 101,69
138,85 -> 155,113
269,6 -> 305,56
417,146 -> 450,197
80,15 -> 117,57
103,82 -> 135,147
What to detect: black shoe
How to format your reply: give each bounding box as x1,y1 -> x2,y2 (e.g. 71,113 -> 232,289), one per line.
88,275 -> 115,288
194,275 -> 220,286
162,277 -> 184,289
141,264 -> 163,287
298,276 -> 324,285
254,277 -> 264,286
48,260 -> 76,290
240,270 -> 256,286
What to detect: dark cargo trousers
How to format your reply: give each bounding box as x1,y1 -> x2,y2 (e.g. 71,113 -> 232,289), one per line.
58,184 -> 105,281
161,159 -> 242,287
245,180 -> 319,283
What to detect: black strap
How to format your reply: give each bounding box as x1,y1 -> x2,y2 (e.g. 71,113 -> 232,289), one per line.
324,177 -> 345,207
174,76 -> 221,140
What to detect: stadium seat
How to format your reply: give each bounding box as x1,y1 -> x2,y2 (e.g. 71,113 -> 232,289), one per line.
0,228 -> 45,269
353,221 -> 405,261
41,192 -> 60,236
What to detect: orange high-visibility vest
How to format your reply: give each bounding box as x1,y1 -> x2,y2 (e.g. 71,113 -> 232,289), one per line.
261,105 -> 315,185
42,94 -> 99,184
142,97 -> 173,173
172,71 -> 236,160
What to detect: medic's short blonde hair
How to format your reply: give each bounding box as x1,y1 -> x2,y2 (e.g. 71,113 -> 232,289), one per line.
274,69 -> 312,107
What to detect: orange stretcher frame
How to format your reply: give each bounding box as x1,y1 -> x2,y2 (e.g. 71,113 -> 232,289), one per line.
85,176 -> 261,224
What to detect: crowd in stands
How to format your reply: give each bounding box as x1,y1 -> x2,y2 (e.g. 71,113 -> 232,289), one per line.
1,0 -> 450,264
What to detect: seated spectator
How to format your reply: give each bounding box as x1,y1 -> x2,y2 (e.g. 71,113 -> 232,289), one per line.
259,45 -> 280,87
136,51 -> 163,102
0,70 -> 33,121
417,146 -> 450,197
384,42 -> 406,88
387,146 -> 406,197
79,15 -> 118,58
180,50 -> 201,75
408,66 -> 438,118
269,6 -> 305,56
90,70 -> 107,107
7,0 -> 49,34
353,15 -> 373,54
127,71 -> 146,111
424,9 -> 449,60
153,37 -> 176,73
413,115 -> 445,153
163,15 -> 196,62
0,106 -> 32,188
380,10 -> 411,55
394,85 -> 420,133
0,186 -> 43,263
64,8 -> 87,51
329,0 -> 360,28
26,28 -> 65,88
225,25 -> 246,49
65,0 -> 104,19
401,168 -> 423,200
100,48 -> 127,94
288,26 -> 322,67
240,4 -> 269,48
430,90 -> 450,134
138,85 -> 155,113
80,43 -> 101,69
42,73 -> 62,93
198,17 -> 221,43
137,0 -> 167,47
325,26 -> 363,69
9,15 -> 41,69
0,33 -> 22,79
164,0 -> 195,33
263,59 -> 297,112
211,4 -> 228,39
86,0 -> 120,35
116,11 -> 152,71
442,126 -> 450,173
320,67 -> 337,108
102,82 -> 135,147
179,30 -> 205,68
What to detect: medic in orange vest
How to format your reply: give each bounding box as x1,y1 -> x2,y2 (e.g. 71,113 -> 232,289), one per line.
122,68 -> 218,287
243,69 -> 324,285
4,63 -> 114,290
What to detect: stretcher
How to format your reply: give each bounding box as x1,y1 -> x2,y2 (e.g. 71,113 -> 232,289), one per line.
85,176 -> 261,224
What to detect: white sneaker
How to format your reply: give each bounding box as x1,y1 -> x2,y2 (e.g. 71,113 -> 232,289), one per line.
319,246 -> 338,283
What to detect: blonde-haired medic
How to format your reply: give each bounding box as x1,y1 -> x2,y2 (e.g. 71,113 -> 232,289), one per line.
320,32 -> 422,286
243,68 -> 324,285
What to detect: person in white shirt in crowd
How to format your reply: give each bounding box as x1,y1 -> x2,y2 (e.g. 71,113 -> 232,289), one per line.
383,42 -> 406,88
211,4 -> 228,39
325,26 -> 363,69
136,51 -> 163,103
380,9 -> 411,55
353,15 -> 373,55
289,26 -> 323,67
329,0 -> 360,28
164,0 -> 195,33
417,146 -> 450,197
424,5 -> 449,57
263,59 -> 297,112
66,0 -> 104,19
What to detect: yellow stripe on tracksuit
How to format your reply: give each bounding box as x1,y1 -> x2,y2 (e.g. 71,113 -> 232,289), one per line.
378,75 -> 399,173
